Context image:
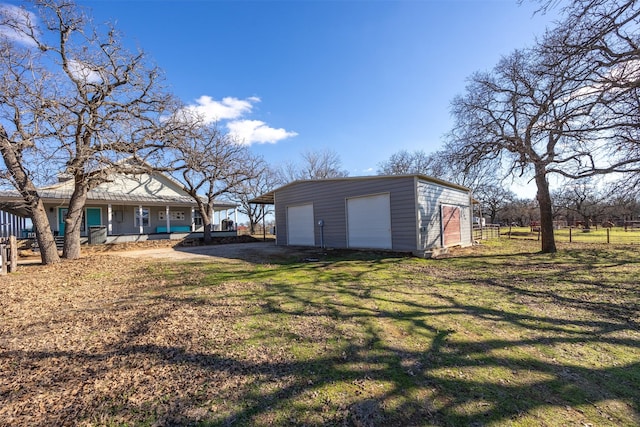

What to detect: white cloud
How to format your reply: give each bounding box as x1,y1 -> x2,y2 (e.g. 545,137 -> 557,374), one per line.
179,95 -> 297,145
227,119 -> 298,145
0,3 -> 38,47
67,59 -> 103,84
185,95 -> 259,123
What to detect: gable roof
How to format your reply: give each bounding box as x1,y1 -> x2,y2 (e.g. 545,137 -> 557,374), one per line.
250,174 -> 471,204
0,168 -> 237,217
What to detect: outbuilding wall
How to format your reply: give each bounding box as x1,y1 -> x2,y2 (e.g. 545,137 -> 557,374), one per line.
273,175 -> 473,254
416,179 -> 473,250
274,176 -> 419,252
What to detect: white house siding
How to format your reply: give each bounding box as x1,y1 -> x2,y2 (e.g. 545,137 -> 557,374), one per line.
416,180 -> 472,250
45,203 -> 195,236
274,177 -> 418,251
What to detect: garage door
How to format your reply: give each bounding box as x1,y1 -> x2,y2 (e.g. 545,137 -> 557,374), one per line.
442,205 -> 461,247
287,204 -> 314,246
347,193 -> 392,249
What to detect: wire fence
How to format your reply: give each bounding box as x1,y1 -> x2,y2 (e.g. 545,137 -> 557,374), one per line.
473,225 -> 501,241
501,226 -> 640,245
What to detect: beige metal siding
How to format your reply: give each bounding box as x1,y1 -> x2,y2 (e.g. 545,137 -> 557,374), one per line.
274,177 -> 418,251
417,180 -> 472,250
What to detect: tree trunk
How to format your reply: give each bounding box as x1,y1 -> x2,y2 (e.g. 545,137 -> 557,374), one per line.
202,205 -> 213,244
490,210 -> 497,225
0,126 -> 60,264
534,164 -> 557,253
31,201 -> 61,264
62,182 -> 88,259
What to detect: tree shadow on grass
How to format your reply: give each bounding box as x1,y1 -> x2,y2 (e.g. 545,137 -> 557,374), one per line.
1,246 -> 639,426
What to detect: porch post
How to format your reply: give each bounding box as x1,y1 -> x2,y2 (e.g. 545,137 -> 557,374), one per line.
166,206 -> 171,233
190,207 -> 195,232
234,208 -> 238,231
107,204 -> 113,235
138,205 -> 143,234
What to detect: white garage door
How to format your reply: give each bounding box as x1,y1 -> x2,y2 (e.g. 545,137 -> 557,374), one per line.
347,193 -> 392,249
287,204 -> 315,246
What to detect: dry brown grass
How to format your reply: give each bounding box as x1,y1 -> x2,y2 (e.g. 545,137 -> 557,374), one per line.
1,240 -> 639,426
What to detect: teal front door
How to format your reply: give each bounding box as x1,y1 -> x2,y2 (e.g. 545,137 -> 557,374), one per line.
58,208 -> 68,235
86,208 -> 102,228
58,207 -> 101,236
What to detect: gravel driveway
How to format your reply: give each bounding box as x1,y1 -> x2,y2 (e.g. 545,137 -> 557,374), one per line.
113,241 -> 318,263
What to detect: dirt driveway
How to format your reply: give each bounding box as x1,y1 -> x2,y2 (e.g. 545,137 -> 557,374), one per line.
112,241 -> 319,264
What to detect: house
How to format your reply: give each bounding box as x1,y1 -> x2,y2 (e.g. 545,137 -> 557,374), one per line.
251,175 -> 473,256
0,169 -> 238,244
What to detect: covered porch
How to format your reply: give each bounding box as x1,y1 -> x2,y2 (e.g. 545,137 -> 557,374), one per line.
0,189 -> 239,245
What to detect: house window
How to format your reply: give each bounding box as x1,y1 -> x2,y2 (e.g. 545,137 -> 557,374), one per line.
135,207 -> 150,227
158,210 -> 185,221
193,210 -> 203,227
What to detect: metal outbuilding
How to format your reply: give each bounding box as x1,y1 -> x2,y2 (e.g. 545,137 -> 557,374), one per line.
252,175 -> 473,257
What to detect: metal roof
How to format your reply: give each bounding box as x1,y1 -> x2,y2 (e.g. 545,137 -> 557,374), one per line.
0,188 -> 237,217
249,174 -> 471,205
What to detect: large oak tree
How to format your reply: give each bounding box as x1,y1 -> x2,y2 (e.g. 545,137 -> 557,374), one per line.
1,0 -> 178,260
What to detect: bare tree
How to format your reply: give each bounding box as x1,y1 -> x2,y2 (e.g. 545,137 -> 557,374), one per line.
0,129 -> 61,264
377,148 -> 502,194
447,36 -> 640,253
0,5 -> 61,263
500,198 -> 539,227
170,123 -> 262,244
533,0 -> 639,83
279,148 -> 348,183
552,179 -> 613,229
234,166 -> 278,235
377,150 -> 436,176
475,184 -> 517,225
1,0 -> 178,260
448,0 -> 640,252
604,181 -> 640,223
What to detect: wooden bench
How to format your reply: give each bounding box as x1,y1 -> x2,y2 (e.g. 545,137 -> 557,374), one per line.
156,226 -> 192,233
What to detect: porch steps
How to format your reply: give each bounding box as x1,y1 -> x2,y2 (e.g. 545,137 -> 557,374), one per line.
31,236 -> 65,252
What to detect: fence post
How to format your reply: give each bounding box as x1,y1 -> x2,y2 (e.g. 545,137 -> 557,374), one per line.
8,235 -> 17,273
607,228 -> 610,244
569,227 -> 572,243
0,243 -> 6,275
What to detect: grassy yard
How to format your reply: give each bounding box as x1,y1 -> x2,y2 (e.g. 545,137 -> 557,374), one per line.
1,240 -> 639,426
503,226 -> 640,245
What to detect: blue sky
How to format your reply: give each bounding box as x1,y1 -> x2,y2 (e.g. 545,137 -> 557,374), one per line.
13,0 -> 558,193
